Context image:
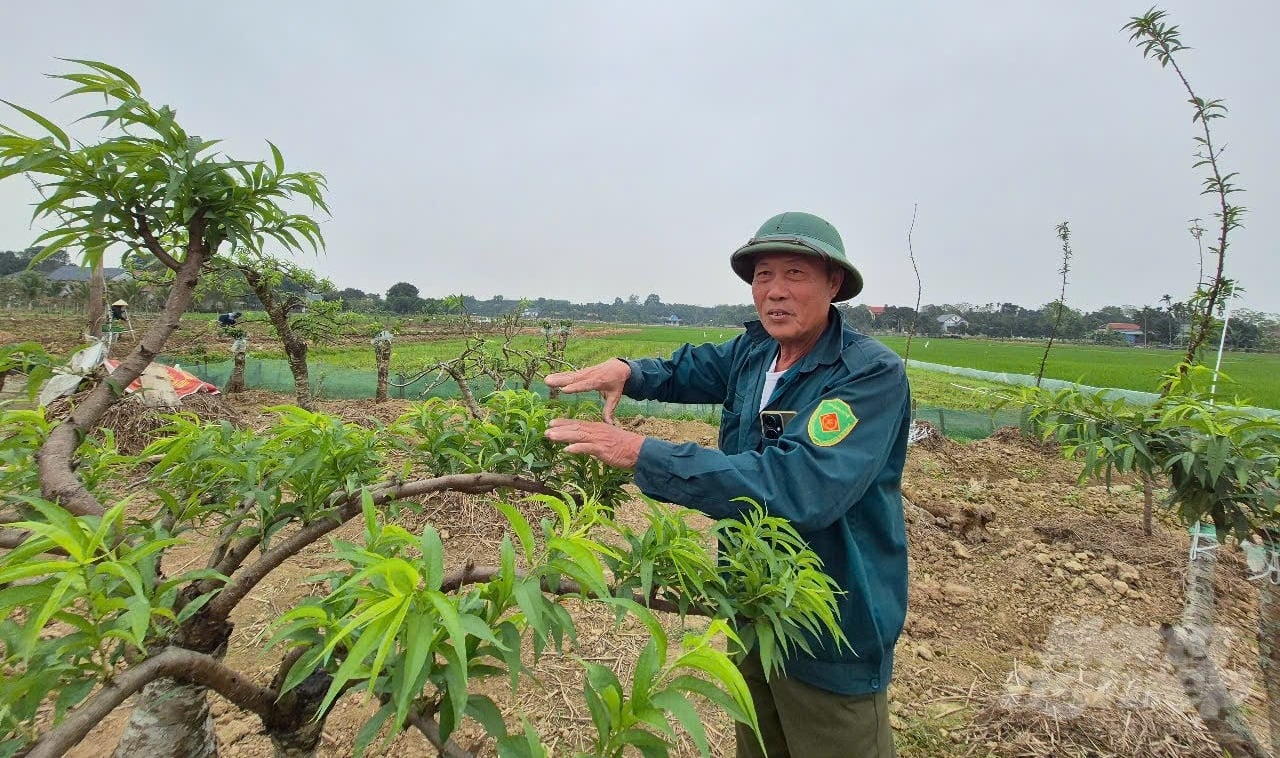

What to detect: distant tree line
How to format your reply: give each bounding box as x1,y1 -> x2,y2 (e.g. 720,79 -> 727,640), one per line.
322,283 -> 761,328
324,282 -> 1275,351
3,252 -> 1276,350
836,300 -> 1278,352
0,246 -> 69,276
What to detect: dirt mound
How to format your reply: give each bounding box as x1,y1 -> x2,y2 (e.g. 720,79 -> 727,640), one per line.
909,419 -> 951,450
625,415 -> 719,447
988,423 -> 1062,454
317,396 -> 416,428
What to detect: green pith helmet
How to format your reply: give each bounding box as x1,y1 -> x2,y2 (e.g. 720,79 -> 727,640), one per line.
730,211 -> 864,301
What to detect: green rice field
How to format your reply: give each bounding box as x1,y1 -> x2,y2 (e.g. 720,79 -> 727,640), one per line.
298,324 -> 1279,409
876,336 -> 1279,408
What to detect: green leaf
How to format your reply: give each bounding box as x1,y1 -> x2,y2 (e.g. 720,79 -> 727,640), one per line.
419,525 -> 445,590
2,99 -> 70,148
59,58 -> 141,92
427,592 -> 470,736
631,638 -> 662,713
466,694 -> 509,739
267,140 -> 284,174
436,646 -> 469,742
496,501 -> 537,564
513,578 -> 549,645
651,690 -> 709,756
53,675 -> 99,721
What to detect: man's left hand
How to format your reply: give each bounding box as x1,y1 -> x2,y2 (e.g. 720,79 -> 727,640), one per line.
545,418 -> 645,469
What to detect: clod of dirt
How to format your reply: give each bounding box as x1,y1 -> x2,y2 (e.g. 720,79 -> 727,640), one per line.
1034,523 -> 1079,544
908,419 -> 949,449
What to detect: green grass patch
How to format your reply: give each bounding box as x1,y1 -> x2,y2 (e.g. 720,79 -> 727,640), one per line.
906,368 -> 1013,411
896,711 -> 991,758
302,324 -> 745,375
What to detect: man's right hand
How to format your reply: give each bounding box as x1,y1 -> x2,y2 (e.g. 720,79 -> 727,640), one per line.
545,359 -> 630,424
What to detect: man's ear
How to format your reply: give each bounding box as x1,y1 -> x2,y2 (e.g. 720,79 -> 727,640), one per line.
829,267 -> 845,298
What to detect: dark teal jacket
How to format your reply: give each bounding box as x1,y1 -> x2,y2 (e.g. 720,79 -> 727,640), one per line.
624,308 -> 909,696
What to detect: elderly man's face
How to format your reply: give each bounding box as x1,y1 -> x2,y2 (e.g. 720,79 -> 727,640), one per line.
751,253 -> 841,348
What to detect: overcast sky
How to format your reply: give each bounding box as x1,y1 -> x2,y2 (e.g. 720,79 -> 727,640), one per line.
3,1 -> 1277,314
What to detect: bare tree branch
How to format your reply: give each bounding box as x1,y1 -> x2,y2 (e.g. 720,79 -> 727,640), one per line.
36,223 -> 209,517
439,565 -> 706,617
0,526 -> 68,556
406,707 -> 477,758
25,646 -> 278,758
902,203 -> 923,366
131,206 -> 183,272
205,474 -> 561,619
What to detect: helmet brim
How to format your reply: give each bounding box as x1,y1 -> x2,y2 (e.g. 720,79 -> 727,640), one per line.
730,238 -> 863,302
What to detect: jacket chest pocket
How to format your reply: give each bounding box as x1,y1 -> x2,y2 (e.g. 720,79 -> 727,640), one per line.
719,392 -> 745,452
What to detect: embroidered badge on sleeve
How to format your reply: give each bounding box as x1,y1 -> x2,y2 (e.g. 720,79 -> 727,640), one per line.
807,398 -> 858,446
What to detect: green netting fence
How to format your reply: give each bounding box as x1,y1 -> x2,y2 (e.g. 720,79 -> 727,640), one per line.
910,405 -> 1025,441
176,357 -> 1024,440
174,356 -> 726,420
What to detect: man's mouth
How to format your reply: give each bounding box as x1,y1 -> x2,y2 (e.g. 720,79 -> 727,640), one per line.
767,310 -> 791,318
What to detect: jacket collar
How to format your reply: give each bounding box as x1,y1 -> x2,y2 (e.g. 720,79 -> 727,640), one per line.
743,305 -> 845,374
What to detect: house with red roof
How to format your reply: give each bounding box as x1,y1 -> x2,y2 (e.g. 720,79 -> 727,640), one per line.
1103,322 -> 1146,345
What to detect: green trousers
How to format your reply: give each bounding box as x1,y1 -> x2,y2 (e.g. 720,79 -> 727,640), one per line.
734,652 -> 896,758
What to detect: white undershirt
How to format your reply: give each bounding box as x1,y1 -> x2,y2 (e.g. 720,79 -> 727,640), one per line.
760,354 -> 785,410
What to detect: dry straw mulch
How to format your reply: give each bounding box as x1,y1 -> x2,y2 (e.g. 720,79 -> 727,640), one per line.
45,391 -> 243,455
964,616 -> 1231,758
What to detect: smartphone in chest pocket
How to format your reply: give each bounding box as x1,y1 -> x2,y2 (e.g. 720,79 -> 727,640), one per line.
759,410 -> 798,441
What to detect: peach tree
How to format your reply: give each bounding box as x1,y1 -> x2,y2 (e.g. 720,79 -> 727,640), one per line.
0,63 -> 844,757
1008,10 -> 1278,757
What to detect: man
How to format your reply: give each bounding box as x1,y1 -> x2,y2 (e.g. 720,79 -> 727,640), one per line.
217,311 -> 242,328
544,211 -> 909,757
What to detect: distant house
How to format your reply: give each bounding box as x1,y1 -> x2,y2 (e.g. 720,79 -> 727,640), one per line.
43,264 -> 131,296
867,305 -> 887,319
665,314 -> 682,325
46,264 -> 130,283
937,313 -> 967,333
1103,322 -> 1146,345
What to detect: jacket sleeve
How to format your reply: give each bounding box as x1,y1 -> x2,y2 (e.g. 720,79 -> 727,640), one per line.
622,337 -> 742,405
631,356 -> 909,533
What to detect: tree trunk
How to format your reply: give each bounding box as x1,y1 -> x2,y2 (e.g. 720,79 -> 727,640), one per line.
110,678 -> 218,758
1163,537 -> 1270,757
88,261 -> 105,338
374,339 -> 390,402
450,366 -> 481,418
283,334 -> 312,409
227,346 -> 246,393
1260,580 -> 1280,757
264,665 -> 334,758
1142,476 -> 1154,537
241,269 -> 313,410
271,733 -> 322,758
